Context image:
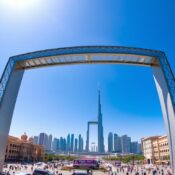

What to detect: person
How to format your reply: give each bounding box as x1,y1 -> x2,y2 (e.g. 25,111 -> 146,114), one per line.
153,170 -> 157,175
161,169 -> 164,175
167,170 -> 172,175
135,171 -> 139,175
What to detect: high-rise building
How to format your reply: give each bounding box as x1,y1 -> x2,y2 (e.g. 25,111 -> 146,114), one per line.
48,134 -> 52,151
131,141 -> 140,154
59,137 -> 64,151
121,135 -> 131,153
71,134 -> 74,152
39,133 -> 48,150
85,90 -> 104,153
114,134 -> 121,153
38,133 -> 53,151
59,137 -> 67,151
33,136 -> 39,145
44,134 -> 49,150
57,139 -> 60,151
52,138 -> 59,151
67,134 -> 71,151
81,137 -> 84,152
78,134 -> 83,152
63,138 -> 67,151
108,132 -> 113,152
75,138 -> 78,152
39,133 -> 45,145
97,90 -> 105,153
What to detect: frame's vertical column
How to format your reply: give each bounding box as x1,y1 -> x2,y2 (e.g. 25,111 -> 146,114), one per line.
86,122 -> 90,152
152,65 -> 175,175
0,69 -> 24,172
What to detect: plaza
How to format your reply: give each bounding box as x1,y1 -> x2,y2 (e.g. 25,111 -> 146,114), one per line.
2,162 -> 172,175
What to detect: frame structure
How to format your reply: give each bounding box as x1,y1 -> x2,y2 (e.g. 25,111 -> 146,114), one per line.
86,121 -> 98,152
0,46 -> 174,173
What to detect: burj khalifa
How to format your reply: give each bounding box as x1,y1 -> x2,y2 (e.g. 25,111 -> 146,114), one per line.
97,90 -> 105,153
86,90 -> 105,153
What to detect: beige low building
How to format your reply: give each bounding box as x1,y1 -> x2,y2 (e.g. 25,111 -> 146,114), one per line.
142,135 -> 170,164
141,136 -> 160,164
5,133 -> 44,162
153,135 -> 169,163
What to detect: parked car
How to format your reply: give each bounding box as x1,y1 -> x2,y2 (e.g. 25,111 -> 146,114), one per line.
33,169 -> 53,175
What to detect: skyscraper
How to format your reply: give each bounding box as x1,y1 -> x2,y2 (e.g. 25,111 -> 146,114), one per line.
131,141 -> 141,154
71,134 -> 74,152
48,134 -> 52,151
52,138 -> 59,151
56,139 -> 60,151
59,137 -> 66,151
74,138 -> 78,152
67,134 -> 71,151
33,136 -> 39,145
81,137 -> 84,152
108,132 -> 113,152
114,133 -> 121,153
121,135 -> 131,153
39,133 -> 49,150
63,138 -> 67,151
78,134 -> 83,152
38,133 -> 45,145
97,90 -> 105,153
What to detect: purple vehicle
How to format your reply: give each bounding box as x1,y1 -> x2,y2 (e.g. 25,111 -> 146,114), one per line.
73,159 -> 99,169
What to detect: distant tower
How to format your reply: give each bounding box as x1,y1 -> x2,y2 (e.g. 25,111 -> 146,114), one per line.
48,134 -> 52,151
75,138 -> 78,152
114,133 -> 122,153
67,134 -> 71,151
33,136 -> 39,144
85,89 -> 105,153
108,132 -> 113,152
71,134 -> 74,152
97,89 -> 105,153
78,134 -> 83,152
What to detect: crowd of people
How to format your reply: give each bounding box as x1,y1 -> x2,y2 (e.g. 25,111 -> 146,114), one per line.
1,162 -> 173,175
111,164 -> 172,175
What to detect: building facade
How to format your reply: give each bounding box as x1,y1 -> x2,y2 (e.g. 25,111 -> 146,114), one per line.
114,134 -> 121,153
108,132 -> 113,152
71,134 -> 74,152
152,136 -> 169,163
131,141 -> 141,154
5,134 -> 44,163
33,136 -> 39,145
67,134 -> 71,151
121,135 -> 131,154
74,138 -> 78,152
141,136 -> 160,164
78,134 -> 84,152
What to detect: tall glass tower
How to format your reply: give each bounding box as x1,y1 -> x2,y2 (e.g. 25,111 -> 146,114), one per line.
97,90 -> 105,153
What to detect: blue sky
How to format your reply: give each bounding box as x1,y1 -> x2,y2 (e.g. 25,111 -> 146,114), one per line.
0,0 -> 175,147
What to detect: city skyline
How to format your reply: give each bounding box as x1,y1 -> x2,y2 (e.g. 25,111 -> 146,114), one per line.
9,87 -> 165,149
25,131 -> 143,153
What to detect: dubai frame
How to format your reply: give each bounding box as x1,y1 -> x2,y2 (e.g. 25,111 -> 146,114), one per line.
0,46 -> 174,173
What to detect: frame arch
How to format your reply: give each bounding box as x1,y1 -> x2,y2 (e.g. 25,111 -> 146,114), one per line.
0,46 -> 174,173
